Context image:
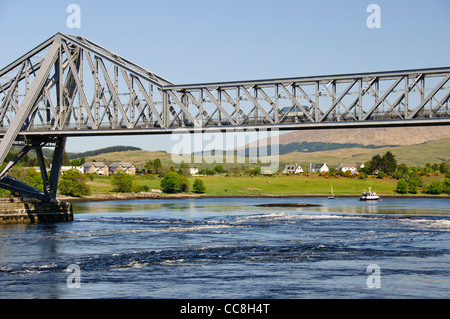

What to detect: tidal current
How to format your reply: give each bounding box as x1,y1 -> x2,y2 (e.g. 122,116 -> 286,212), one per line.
0,197 -> 449,299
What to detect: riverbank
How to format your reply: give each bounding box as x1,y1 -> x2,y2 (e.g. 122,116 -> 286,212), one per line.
57,192 -> 450,203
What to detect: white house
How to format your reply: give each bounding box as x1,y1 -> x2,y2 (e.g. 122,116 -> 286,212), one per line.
338,162 -> 365,174
189,167 -> 199,176
309,163 -> 329,173
60,166 -> 84,174
337,163 -> 358,174
282,164 -> 303,174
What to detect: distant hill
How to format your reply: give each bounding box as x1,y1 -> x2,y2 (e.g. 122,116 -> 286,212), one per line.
275,126 -> 450,146
84,150 -> 172,168
243,126 -> 450,167
68,146 -> 142,159
246,141 -> 396,156
279,137 -> 450,167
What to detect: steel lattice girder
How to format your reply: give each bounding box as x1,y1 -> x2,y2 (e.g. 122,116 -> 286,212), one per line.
0,33 -> 449,141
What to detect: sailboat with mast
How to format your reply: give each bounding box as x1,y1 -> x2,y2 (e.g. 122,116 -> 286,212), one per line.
328,185 -> 335,199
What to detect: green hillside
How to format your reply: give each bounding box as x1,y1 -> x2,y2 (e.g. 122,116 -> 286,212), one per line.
280,137 -> 450,168
76,137 -> 450,170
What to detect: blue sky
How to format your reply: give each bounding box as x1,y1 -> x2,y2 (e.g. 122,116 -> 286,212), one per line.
0,0 -> 449,153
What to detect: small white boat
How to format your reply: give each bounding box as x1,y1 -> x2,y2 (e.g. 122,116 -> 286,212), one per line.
359,187 -> 380,201
328,185 -> 335,199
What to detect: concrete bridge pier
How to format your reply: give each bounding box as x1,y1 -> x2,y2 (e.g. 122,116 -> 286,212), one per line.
0,198 -> 73,224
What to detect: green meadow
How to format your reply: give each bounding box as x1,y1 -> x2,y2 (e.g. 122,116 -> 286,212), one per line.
86,173 -> 398,196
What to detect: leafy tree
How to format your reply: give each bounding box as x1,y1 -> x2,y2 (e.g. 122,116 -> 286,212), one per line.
160,171 -> 190,193
361,161 -> 373,175
193,179 -> 206,193
153,159 -> 162,175
405,167 -> 419,193
160,171 -> 182,193
25,168 -> 43,190
371,154 -> 383,172
443,178 -> 450,195
145,158 -> 163,175
426,181 -> 443,195
178,174 -> 190,192
396,179 -> 408,194
214,165 -> 225,174
71,157 -> 85,166
380,151 -> 397,174
408,177 -> 420,194
59,169 -> 91,197
439,162 -> 448,174
177,162 -> 190,177
112,170 -> 135,193
367,151 -> 397,174
144,160 -> 154,174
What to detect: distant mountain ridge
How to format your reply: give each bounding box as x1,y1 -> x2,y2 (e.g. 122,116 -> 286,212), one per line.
68,146 -> 142,159
275,126 -> 450,146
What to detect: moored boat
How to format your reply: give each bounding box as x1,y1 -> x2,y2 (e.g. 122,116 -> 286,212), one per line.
328,185 -> 335,199
359,187 -> 380,201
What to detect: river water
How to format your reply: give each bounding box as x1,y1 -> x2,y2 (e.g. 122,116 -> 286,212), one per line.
0,197 -> 449,299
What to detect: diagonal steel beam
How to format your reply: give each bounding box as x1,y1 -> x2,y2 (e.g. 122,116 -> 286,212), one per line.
61,40 -> 96,128
279,84 -> 315,122
240,86 -> 274,124
166,90 -> 200,126
0,37 -> 60,166
132,75 -> 165,127
202,89 -> 236,125
96,57 -> 133,128
362,76 -> 404,121
320,79 -> 358,122
407,75 -> 450,119
0,63 -> 25,124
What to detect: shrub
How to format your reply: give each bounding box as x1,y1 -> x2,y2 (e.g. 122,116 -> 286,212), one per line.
25,168 -> 43,190
193,179 -> 206,193
396,179 -> 408,194
160,171 -> 182,193
112,170 -> 135,193
179,174 -> 190,192
214,165 -> 225,174
59,169 -> 91,197
426,181 -> 443,195
408,177 -> 420,194
443,178 -> 450,194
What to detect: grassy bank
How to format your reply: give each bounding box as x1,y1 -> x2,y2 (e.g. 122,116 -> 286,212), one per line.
86,174 -> 398,196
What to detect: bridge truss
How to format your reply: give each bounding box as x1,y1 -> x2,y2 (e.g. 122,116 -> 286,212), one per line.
0,33 -> 449,201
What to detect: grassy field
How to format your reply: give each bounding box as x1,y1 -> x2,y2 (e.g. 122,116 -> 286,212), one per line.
86,174 -> 399,196
184,175 -> 397,195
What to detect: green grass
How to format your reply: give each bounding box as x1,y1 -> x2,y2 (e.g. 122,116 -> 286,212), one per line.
86,174 -> 399,196
186,174 -> 397,195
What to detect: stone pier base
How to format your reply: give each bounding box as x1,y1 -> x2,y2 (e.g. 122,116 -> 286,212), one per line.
0,198 -> 73,224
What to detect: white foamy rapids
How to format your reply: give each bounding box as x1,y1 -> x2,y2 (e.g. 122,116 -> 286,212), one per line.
231,213 -> 364,223
399,218 -> 450,231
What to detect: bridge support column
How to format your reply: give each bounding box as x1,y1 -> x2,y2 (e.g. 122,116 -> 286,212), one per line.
48,137 -> 66,201
0,136 -> 67,203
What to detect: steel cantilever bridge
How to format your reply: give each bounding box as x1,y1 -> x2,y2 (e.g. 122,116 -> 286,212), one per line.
0,33 -> 449,201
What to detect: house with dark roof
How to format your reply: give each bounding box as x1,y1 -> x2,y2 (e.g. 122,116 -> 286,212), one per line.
81,162 -> 109,175
282,164 -> 303,174
109,162 -> 136,175
308,163 -> 329,173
